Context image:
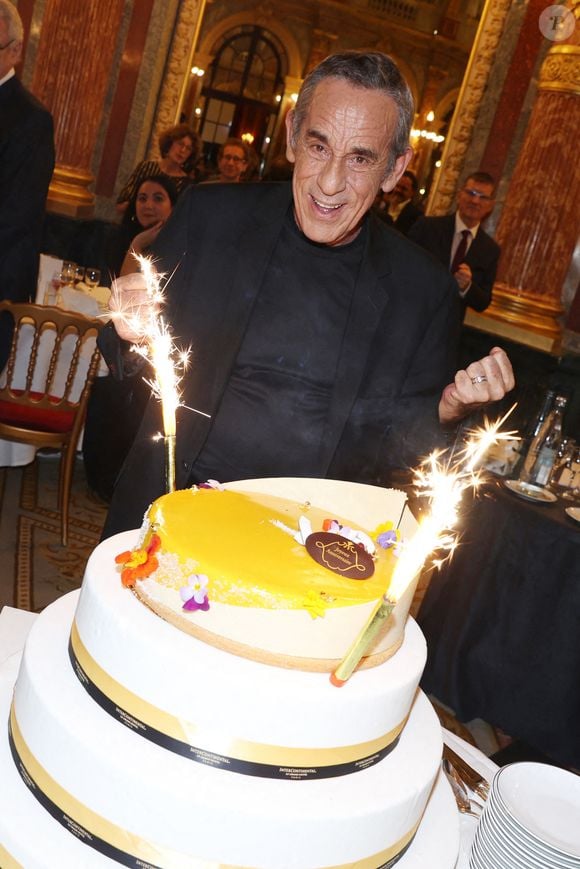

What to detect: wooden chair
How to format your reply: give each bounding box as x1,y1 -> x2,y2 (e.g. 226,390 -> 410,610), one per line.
0,301 -> 103,545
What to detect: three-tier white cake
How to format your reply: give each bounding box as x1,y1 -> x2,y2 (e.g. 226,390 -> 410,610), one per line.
0,478 -> 459,868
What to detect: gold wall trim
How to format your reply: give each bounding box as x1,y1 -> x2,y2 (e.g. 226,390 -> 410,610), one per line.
464,309 -> 561,353
539,44 -> 580,94
47,165 -> 95,218
465,280 -> 565,353
427,0 -> 513,215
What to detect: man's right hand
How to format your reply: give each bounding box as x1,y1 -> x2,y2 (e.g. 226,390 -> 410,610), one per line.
109,272 -> 160,344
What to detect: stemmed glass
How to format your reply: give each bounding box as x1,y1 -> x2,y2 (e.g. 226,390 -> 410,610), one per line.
84,267 -> 101,290
561,444 -> 580,502
61,261 -> 77,287
44,272 -> 64,306
547,438 -> 574,491
73,265 -> 85,285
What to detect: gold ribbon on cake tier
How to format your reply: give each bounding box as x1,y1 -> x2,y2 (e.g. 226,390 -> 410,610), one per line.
8,704 -> 418,869
68,621 -> 406,779
0,845 -> 23,869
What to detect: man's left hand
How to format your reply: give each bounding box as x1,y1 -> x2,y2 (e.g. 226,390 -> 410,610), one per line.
439,346 -> 515,424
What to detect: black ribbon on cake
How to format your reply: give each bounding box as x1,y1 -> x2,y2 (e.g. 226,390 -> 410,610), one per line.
8,714 -> 162,869
8,698 -> 416,869
68,634 -> 402,781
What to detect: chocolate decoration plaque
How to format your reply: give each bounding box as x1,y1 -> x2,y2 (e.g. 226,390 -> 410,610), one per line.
306,533 -> 375,579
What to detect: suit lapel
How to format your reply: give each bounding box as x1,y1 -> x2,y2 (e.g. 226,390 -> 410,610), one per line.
439,215 -> 455,267
318,216 -> 392,472
466,228 -> 487,268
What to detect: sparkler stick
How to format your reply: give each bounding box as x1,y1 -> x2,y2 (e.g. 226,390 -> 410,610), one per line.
330,407 -> 518,686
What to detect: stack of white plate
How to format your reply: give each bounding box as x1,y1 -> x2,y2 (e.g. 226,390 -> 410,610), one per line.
470,762 -> 580,868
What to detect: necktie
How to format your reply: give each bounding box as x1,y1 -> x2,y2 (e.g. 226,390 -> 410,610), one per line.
451,229 -> 471,274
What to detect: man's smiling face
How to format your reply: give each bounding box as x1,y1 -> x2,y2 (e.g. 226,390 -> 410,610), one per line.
286,78 -> 410,247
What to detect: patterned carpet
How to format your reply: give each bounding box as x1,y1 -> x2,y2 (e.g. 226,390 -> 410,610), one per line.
0,452 -> 107,613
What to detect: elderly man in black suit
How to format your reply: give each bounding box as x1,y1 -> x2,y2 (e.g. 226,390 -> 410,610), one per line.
409,172 -> 500,316
101,53 -> 514,537
0,1 -> 54,311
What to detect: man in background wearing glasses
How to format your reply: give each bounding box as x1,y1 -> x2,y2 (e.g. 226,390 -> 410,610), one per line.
0,0 -> 54,363
205,138 -> 252,184
409,172 -> 500,317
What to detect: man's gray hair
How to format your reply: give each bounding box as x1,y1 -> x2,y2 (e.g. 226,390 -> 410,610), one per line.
292,51 -> 414,172
0,0 -> 23,42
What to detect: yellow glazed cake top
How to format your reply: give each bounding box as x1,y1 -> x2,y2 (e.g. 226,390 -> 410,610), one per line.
137,487 -> 400,612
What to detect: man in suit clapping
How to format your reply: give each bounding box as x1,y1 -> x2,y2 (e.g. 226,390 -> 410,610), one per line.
409,172 -> 500,318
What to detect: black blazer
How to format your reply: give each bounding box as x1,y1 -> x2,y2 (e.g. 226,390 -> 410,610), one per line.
102,183 -> 460,537
393,200 -> 424,235
0,76 -> 55,302
409,214 -> 500,314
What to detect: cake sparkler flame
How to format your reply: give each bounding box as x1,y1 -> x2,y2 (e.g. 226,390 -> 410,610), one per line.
331,406 -> 518,686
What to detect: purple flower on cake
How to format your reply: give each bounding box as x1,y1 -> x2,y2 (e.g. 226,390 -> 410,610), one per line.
197,479 -> 224,490
180,574 -> 210,611
374,522 -> 403,555
377,530 -> 397,547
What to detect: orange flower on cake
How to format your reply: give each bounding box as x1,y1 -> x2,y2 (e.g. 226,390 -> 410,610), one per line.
115,534 -> 162,587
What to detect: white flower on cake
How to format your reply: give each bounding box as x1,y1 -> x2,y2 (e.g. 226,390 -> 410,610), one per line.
179,574 -> 210,612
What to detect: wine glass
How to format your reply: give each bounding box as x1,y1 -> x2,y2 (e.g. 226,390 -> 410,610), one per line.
44,272 -> 64,306
73,265 -> 85,285
547,438 -> 574,491
84,267 -> 101,290
61,261 -> 77,287
561,444 -> 580,502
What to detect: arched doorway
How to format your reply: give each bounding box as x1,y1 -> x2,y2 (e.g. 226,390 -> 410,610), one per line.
197,24 -> 289,172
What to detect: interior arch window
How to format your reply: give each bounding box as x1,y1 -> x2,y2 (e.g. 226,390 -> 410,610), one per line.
198,25 -> 288,168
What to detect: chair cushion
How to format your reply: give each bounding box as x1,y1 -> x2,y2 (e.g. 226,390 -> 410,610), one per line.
0,391 -> 76,433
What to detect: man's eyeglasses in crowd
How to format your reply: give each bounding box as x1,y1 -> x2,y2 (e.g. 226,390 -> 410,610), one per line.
462,188 -> 494,202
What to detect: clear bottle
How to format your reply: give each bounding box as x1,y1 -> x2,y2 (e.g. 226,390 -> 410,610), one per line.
520,394 -> 568,486
513,389 -> 555,479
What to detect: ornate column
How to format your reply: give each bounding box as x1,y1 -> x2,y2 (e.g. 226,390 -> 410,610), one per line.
472,3 -> 580,351
268,74 -> 303,159
31,0 -> 126,217
148,0 -> 207,160
427,0 -> 513,215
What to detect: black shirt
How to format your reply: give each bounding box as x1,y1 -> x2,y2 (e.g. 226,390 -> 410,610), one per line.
190,210 -> 366,482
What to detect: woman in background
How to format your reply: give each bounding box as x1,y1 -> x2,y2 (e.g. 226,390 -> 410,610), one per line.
107,174 -> 177,279
119,175 -> 177,274
116,124 -> 199,215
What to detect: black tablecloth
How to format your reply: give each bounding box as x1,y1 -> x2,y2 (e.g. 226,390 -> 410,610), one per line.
418,479 -> 580,768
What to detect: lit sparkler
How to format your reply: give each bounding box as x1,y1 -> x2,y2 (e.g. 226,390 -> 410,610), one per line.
110,255 -> 191,493
330,407 -> 518,686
